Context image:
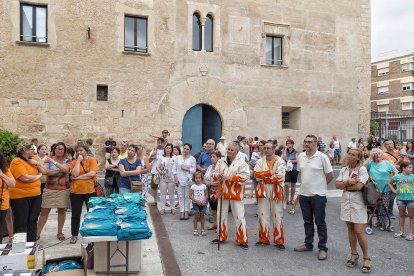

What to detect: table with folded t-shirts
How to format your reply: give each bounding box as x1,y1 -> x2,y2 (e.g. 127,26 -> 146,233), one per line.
80,193 -> 152,276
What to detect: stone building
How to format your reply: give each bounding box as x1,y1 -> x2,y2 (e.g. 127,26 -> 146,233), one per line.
0,0 -> 371,153
371,52 -> 414,140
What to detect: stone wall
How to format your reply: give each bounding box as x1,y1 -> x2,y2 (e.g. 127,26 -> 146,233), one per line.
0,0 -> 371,154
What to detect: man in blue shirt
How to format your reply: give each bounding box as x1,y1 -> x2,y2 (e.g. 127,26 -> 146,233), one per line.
197,139 -> 215,173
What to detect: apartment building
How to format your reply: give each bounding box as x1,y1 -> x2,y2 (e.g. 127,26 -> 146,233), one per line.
371,53 -> 414,140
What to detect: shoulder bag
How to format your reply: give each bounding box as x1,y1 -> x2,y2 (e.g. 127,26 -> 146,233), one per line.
80,161 -> 105,197
125,160 -> 143,193
362,177 -> 380,206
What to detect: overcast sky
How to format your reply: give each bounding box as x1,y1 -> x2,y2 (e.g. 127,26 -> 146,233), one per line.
371,0 -> 414,61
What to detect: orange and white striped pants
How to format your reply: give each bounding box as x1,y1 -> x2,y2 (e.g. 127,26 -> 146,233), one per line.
216,199 -> 248,244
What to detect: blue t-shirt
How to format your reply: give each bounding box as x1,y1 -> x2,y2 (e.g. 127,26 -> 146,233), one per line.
119,159 -> 142,189
407,150 -> 414,167
392,173 -> 414,201
367,160 -> 395,193
197,152 -> 212,169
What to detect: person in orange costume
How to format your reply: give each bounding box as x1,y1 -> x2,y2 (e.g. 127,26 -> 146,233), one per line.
254,142 -> 286,250
211,142 -> 250,250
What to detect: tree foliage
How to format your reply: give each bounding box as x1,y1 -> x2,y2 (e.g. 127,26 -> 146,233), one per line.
0,129 -> 23,162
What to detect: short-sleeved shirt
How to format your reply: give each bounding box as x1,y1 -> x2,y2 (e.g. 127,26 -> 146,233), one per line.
1,169 -> 13,210
285,148 -> 297,171
191,183 -> 207,202
69,157 -> 99,194
407,150 -> 414,167
104,140 -> 117,153
297,151 -> 333,196
119,159 -> 142,189
45,159 -> 71,190
383,150 -> 399,165
197,152 -> 212,169
392,174 -> 414,201
9,157 -> 41,199
367,160 -> 395,193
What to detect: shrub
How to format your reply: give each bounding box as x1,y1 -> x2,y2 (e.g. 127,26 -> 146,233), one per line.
0,129 -> 23,163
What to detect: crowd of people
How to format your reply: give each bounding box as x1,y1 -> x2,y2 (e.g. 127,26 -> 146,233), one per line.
1,131 -> 414,274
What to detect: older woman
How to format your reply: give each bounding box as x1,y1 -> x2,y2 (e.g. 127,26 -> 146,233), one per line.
157,144 -> 175,215
9,143 -> 47,242
104,147 -> 121,195
118,145 -> 142,194
0,151 -> 16,243
34,144 -> 48,193
365,148 -> 398,230
336,148 -> 371,273
37,142 -> 71,241
173,143 -> 196,220
69,143 -> 99,244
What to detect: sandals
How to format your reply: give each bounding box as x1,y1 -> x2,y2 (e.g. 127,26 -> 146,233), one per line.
289,208 -> 295,215
69,236 -> 78,244
346,252 -> 359,268
57,233 -> 66,241
193,230 -> 199,236
201,230 -> 207,236
362,258 -> 371,273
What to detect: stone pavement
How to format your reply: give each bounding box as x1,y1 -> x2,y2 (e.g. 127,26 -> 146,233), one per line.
160,196 -> 414,276
16,206 -> 164,275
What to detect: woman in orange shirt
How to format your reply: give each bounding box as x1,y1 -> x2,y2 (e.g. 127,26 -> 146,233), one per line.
9,143 -> 47,242
0,151 -> 16,243
69,143 -> 99,244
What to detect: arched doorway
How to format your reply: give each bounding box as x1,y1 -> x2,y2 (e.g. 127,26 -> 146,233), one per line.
182,104 -> 222,154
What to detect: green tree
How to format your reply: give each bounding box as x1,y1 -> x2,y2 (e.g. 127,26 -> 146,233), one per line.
370,120 -> 379,137
0,129 -> 23,162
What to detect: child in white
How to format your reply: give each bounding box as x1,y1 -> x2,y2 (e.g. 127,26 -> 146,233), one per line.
189,171 -> 208,236
327,144 -> 335,165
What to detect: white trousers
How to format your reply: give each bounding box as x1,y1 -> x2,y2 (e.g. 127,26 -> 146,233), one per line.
160,177 -> 175,208
217,199 -> 248,244
177,185 -> 190,212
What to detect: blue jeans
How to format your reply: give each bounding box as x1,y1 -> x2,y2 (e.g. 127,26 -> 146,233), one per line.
119,187 -> 130,194
299,195 -> 328,251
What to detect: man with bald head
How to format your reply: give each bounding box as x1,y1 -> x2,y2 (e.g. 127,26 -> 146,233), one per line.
197,139 -> 216,173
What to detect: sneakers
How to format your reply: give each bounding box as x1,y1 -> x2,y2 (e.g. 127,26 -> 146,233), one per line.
238,243 -> 248,250
275,244 -> 285,251
406,234 -> 414,241
294,244 -> 313,252
394,231 -> 406,238
318,250 -> 327,261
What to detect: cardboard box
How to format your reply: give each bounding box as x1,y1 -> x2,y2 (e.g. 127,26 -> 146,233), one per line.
93,240 -> 142,273
43,255 -> 85,276
0,242 -> 37,271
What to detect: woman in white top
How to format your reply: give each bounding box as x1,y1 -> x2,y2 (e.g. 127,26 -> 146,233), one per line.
336,148 -> 371,273
173,143 -> 196,220
157,144 -> 175,215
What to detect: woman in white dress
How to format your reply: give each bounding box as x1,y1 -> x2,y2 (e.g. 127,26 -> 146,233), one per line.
157,144 -> 176,215
173,143 -> 196,220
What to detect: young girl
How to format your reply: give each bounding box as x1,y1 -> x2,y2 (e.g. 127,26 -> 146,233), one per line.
388,161 -> 414,241
328,143 -> 335,165
189,171 -> 208,236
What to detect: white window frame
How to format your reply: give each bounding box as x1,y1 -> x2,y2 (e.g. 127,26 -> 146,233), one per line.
377,86 -> 389,94
401,63 -> 414,72
377,68 -> 389,76
378,105 -> 389,113
401,102 -> 414,110
401,82 -> 414,91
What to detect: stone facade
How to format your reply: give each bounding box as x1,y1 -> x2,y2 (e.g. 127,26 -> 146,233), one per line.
0,0 -> 371,152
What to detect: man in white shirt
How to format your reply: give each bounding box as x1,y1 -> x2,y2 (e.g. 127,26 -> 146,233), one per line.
216,136 -> 227,156
294,134 -> 333,261
347,138 -> 357,152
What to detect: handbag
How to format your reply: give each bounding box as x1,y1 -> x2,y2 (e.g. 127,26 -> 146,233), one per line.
125,160 -> 143,193
362,177 -> 380,206
80,161 -> 105,197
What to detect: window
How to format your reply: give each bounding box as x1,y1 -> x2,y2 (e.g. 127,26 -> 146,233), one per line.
282,112 -> 290,129
204,14 -> 213,52
377,68 -> 389,76
20,4 -> 47,43
401,63 -> 414,72
378,105 -> 389,112
192,13 -> 202,51
97,85 -> 108,101
402,102 -> 414,110
266,36 -> 282,65
401,82 -> 414,91
377,86 -> 389,94
124,16 -> 148,52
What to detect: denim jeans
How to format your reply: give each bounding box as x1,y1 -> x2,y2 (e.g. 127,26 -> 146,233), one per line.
299,195 -> 328,251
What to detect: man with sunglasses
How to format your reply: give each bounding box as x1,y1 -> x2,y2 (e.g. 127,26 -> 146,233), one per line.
254,142 -> 286,250
294,134 -> 333,261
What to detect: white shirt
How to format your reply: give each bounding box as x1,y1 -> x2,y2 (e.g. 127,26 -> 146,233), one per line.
191,183 -> 207,202
333,140 -> 340,150
297,151 -> 333,196
150,148 -> 164,174
173,155 -> 196,186
347,141 -> 357,148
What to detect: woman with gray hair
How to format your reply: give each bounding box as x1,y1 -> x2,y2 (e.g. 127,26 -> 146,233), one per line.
365,148 -> 398,230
